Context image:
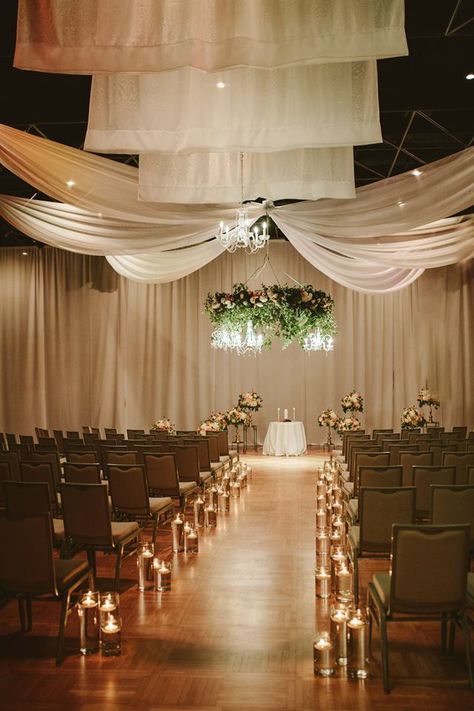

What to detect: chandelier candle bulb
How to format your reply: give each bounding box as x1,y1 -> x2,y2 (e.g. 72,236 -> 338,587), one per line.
154,559 -> 172,592
330,605 -> 349,666
171,513 -> 185,552
78,590 -> 99,655
204,506 -> 217,528
194,496 -> 205,528
313,632 -> 335,677
315,567 -> 331,599
347,610 -> 369,678
137,542 -> 155,591
100,613 -> 122,656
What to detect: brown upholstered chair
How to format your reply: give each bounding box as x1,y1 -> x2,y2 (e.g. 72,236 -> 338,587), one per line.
400,427 -> 421,440
441,452 -> 474,485
0,451 -> 21,481
428,442 -> 458,466
65,431 -> 80,439
411,466 -> 456,519
400,450 -> 433,486
20,461 -> 59,513
60,482 -> 141,590
368,524 -> 472,693
104,450 -> 141,478
346,466 -> 403,523
63,462 -> 102,484
387,443 -> 418,466
66,450 -> 98,464
3,481 -> 65,549
127,429 -> 145,439
344,451 -> 390,498
0,512 -> 91,665
107,464 -> 174,548
431,484 -> 474,550
27,451 -> 62,491
35,428 -> 50,439
372,429 -> 394,442
0,461 -> 14,507
217,429 -> 238,464
348,486 -> 416,604
451,426 -> 468,439
183,437 -> 214,480
343,431 -> 368,459
143,452 -> 198,509
169,444 -> 212,489
204,436 -> 225,477
349,443 -> 381,480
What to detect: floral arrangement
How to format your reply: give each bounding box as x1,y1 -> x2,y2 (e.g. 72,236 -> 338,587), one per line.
336,415 -> 361,433
341,390 -> 364,413
197,411 -> 227,436
225,407 -> 251,427
401,406 -> 427,430
417,387 -> 440,409
151,417 -> 176,434
204,282 -> 336,349
238,391 -> 263,412
318,409 -> 340,428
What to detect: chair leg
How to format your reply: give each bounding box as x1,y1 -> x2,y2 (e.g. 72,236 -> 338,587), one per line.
459,614 -> 474,690
380,616 -> 390,694
56,592 -> 71,666
17,595 -> 28,633
441,614 -> 447,654
114,545 -> 124,591
152,515 -> 158,551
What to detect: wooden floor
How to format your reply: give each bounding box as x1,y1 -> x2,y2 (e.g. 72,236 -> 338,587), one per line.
0,452 -> 472,710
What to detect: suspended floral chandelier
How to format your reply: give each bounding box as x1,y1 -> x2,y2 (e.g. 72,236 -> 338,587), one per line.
216,153 -> 270,255
205,277 -> 336,355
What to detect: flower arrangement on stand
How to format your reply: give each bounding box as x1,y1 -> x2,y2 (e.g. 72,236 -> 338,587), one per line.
341,390 -> 364,415
198,412 -> 227,436
151,417 -> 176,434
417,386 -> 440,424
318,409 -> 340,449
401,406 -> 427,430
225,407 -> 251,445
335,415 -> 361,434
237,391 -> 263,426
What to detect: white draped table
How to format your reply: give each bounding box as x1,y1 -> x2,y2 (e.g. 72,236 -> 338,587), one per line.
262,421 -> 307,457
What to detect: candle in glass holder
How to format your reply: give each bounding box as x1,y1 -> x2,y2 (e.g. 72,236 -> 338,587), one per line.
77,590 -> 99,655
313,631 -> 335,676
315,567 -> 331,599
207,485 -> 219,509
194,495 -> 205,528
231,480 -> 241,499
316,508 -> 328,532
218,488 -> 230,512
316,480 -> 327,498
171,513 -> 184,552
347,609 -> 369,678
238,471 -> 247,488
330,604 -> 349,666
99,591 -> 119,613
185,525 -> 199,553
153,559 -> 172,592
222,473 -> 231,494
100,612 -> 122,656
315,532 -> 330,556
204,505 -> 217,528
137,541 -> 155,591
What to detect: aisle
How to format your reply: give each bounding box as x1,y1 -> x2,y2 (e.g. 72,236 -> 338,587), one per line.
0,454 -> 473,710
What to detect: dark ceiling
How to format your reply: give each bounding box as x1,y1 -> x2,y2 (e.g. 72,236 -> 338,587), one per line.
0,0 -> 473,247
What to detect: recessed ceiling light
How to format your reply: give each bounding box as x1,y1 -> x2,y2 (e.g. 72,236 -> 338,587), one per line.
465,73 -> 474,80
216,81 -> 226,89
22,251 -> 28,256
397,200 -> 405,207
66,179 -> 75,187
412,169 -> 422,176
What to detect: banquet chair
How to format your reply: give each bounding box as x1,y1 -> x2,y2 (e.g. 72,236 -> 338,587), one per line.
0,511 -> 92,666
127,429 -> 145,439
133,444 -> 164,455
3,481 -> 65,550
36,436 -> 58,449
349,443 -> 381,480
183,437 -> 215,481
401,427 -> 421,440
387,443 -> 419,466
204,435 -> 225,477
63,462 -> 102,485
90,427 -> 101,438
442,452 -> 474,485
400,451 -> 433,486
342,431 -> 368,459
345,466 -> 402,523
368,523 -> 472,693
19,435 -> 34,447
344,433 -> 370,464
411,466 -> 456,519
428,442 -> 458,466
27,451 -> 62,491
170,444 -> 213,489
83,432 -> 100,444
372,429 -> 393,441
343,451 -> 390,498
104,449 -> 141,469
107,464 -> 173,548
451,426 -> 468,439
431,485 -> 474,550
6,433 -> 18,449
217,430 -> 239,465
348,486 -> 416,604
20,461 -> 59,514
104,427 -> 117,436
0,451 -> 21,481
53,430 -> 65,455
35,428 -> 50,439
0,461 -> 14,507
63,440 -> 87,453
66,431 -> 80,439
66,450 -> 98,464
143,452 -> 198,509
60,482 -> 141,590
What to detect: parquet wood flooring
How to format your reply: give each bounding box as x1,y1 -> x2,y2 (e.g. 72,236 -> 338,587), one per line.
0,452 -> 472,710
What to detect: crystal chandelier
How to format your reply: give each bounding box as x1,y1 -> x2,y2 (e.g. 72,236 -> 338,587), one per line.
211,320 -> 264,355
303,330 -> 334,352
216,153 -> 270,254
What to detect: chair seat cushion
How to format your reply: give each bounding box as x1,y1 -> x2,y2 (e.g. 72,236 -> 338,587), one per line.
179,481 -> 197,493
347,498 -> 358,522
372,571 -> 391,609
467,572 -> 474,607
210,462 -> 223,471
53,518 -> 65,541
111,520 -> 141,543
348,525 -> 360,552
229,449 -> 238,458
219,455 -> 230,463
54,558 -> 89,591
149,497 -> 173,514
200,472 -> 213,483
343,481 -> 354,495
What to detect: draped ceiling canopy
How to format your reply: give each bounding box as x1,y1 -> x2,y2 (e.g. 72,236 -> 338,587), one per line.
0,125 -> 472,292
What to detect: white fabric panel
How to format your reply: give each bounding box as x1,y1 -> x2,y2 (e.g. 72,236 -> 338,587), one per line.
14,0 -> 407,74
85,62 -> 381,153
262,421 -> 307,456
138,149 -> 356,203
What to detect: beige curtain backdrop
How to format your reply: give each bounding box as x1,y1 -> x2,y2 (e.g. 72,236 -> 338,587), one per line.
0,242 -> 472,440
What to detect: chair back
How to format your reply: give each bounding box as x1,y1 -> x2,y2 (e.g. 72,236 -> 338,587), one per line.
451,426 -> 467,439
19,435 -> 34,446
66,450 -> 98,464
349,443 -> 380,478
169,445 -> 200,483
53,429 -> 65,454
441,452 -> 474,485
4,480 -> 52,518
66,431 -> 81,439
127,429 -> 145,439
401,427 -> 421,440
388,443 -> 418,466
359,486 -> 415,554
134,444 -> 164,454
84,432 -> 100,444
104,428 -> 117,436
411,466 -> 456,519
343,431 -> 368,459
20,461 -> 58,511
27,452 -> 61,491
217,430 -> 230,457
389,524 -> 470,614
358,465 -> 402,490
61,483 -> 113,546
431,485 -> 474,547
372,429 -> 394,442
0,461 -> 13,506
0,512 -> 57,595
205,435 -> 221,463
63,440 -> 87,452
468,466 -> 474,484
400,451 -> 433,486
143,453 -> 180,497
107,464 -> 150,516
428,442 -> 457,466
35,427 -> 50,439
63,462 -> 102,484
105,450 -> 140,466
150,430 -> 170,440
6,433 -> 18,449
90,427 -> 101,437
0,451 -> 20,481
353,451 -> 389,494
37,436 -> 57,448
184,437 -> 211,471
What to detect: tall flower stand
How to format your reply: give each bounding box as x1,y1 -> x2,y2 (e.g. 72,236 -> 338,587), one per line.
323,425 -> 334,455
231,425 -> 243,454
243,424 -> 258,453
